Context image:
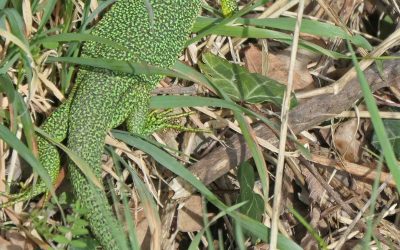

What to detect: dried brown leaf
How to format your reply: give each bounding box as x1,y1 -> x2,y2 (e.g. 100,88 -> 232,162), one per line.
136,210 -> 151,250
302,167 -> 330,206
243,45 -> 314,90
5,231 -> 34,250
333,118 -> 363,163
177,195 -> 205,232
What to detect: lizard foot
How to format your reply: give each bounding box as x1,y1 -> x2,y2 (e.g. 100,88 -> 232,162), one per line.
0,182 -> 48,208
140,109 -> 209,135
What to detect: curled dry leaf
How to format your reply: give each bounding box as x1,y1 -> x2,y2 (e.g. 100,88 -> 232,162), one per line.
243,45 -> 314,91
333,118 -> 365,163
177,195 -> 209,232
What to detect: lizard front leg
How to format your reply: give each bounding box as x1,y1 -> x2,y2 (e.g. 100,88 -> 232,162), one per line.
113,79 -> 196,136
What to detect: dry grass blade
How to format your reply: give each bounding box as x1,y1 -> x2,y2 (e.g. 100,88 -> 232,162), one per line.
270,1 -> 305,249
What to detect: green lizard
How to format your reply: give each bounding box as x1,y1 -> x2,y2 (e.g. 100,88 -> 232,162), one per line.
2,0 -> 238,249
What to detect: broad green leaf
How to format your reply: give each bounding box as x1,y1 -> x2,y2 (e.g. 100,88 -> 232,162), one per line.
69,237 -> 99,250
58,226 -> 71,234
52,235 -> 70,244
70,240 -> 87,248
372,118 -> 400,159
70,228 -> 89,236
199,53 -> 297,106
166,61 -> 273,201
237,162 -> 264,222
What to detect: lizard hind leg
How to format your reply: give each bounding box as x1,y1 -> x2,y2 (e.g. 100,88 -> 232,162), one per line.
1,94 -> 74,208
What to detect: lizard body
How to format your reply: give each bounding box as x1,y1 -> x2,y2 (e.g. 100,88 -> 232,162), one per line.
60,1 -> 201,249
2,0 -> 238,249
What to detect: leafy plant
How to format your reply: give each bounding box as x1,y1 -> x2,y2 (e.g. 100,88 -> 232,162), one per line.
236,161 -> 264,242
199,52 -> 297,107
31,196 -> 93,249
237,162 -> 264,221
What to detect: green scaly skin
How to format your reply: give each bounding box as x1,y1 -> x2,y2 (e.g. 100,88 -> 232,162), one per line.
2,0 -> 239,249
221,0 -> 239,17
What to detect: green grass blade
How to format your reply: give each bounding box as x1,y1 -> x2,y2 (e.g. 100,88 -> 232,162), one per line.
36,0 -> 56,32
46,56 -> 184,79
289,207 -> 328,249
150,95 -> 280,131
188,0 -> 270,45
234,221 -> 246,250
107,149 -> 140,250
363,156 -> 383,248
0,8 -> 28,43
0,74 -> 37,155
202,197 -> 215,250
34,33 -> 129,51
0,124 -> 54,197
195,17 -> 372,50
234,112 -> 269,202
111,131 -> 301,249
188,202 -> 247,250
81,0 -> 116,30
